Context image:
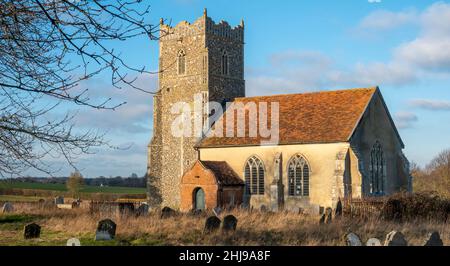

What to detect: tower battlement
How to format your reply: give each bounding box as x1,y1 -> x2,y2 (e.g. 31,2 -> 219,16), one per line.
160,9 -> 244,43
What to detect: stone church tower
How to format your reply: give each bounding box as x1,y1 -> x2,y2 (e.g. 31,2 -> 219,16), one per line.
147,9 -> 245,208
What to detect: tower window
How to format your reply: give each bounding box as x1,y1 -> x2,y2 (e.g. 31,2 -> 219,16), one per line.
177,50 -> 186,75
221,50 -> 229,76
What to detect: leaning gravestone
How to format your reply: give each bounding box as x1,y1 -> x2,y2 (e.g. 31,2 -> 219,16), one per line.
54,196 -> 64,205
344,232 -> 362,246
324,207 -> 332,224
213,207 -> 222,217
95,219 -> 116,241
2,202 -> 14,213
24,223 -> 41,239
335,199 -> 343,217
423,231 -> 443,246
204,216 -> 221,233
67,238 -> 81,246
160,206 -> 176,219
319,214 -> 326,224
222,215 -> 238,232
366,238 -> 382,246
384,231 -> 407,246
135,203 -> 149,217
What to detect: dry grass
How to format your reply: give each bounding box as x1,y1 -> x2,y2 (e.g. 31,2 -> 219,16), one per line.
1,202 -> 448,246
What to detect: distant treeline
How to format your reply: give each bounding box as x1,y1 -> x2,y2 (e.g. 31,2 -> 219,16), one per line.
8,175 -> 146,188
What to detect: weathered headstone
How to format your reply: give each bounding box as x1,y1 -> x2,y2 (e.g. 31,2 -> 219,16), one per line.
160,206 -> 176,219
204,216 -> 221,233
335,199 -> 343,217
324,207 -> 332,223
384,231 -> 407,246
2,202 -> 14,213
118,202 -> 135,215
213,207 -> 222,217
190,209 -> 203,216
136,203 -> 149,217
344,232 -> 362,246
366,238 -> 382,246
222,215 -> 238,232
67,238 -> 81,246
71,201 -> 80,209
95,219 -> 116,241
24,223 -> 41,239
423,231 -> 443,246
54,196 -> 64,205
260,205 -> 268,213
319,214 -> 326,224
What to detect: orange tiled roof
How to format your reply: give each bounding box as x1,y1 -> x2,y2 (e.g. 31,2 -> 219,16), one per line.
201,161 -> 244,186
198,87 -> 378,147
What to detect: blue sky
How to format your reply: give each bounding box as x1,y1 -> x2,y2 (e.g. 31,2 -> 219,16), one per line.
24,0 -> 450,178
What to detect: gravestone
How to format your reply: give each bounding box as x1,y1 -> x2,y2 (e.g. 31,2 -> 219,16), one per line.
71,201 -> 80,209
204,216 -> 221,233
160,206 -> 176,219
54,196 -> 64,205
136,203 -> 149,217
38,199 -> 45,203
384,231 -> 407,246
190,209 -> 203,216
2,202 -> 14,213
335,199 -> 343,217
24,223 -> 41,239
366,238 -> 382,246
344,232 -> 362,246
67,238 -> 81,246
260,205 -> 268,213
213,207 -> 222,217
324,207 -> 332,223
319,214 -> 326,224
423,231 -> 443,246
118,202 -> 135,215
222,215 -> 238,232
95,219 -> 116,241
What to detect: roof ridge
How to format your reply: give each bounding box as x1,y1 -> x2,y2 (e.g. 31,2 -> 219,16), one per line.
234,87 -> 378,100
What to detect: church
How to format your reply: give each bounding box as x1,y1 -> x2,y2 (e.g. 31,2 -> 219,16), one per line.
147,10 -> 412,214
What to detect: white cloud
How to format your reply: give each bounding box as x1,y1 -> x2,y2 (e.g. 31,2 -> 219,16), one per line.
247,2 -> 450,96
358,9 -> 417,31
368,0 -> 382,3
73,73 -> 157,134
394,111 -> 418,129
393,3 -> 450,71
409,99 -> 450,111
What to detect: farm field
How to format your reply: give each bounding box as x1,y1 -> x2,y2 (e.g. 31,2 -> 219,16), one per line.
0,181 -> 146,195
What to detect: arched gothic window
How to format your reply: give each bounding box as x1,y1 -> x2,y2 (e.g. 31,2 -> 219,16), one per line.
244,156 -> 265,195
177,50 -> 186,75
369,141 -> 386,195
288,154 -> 310,196
221,50 -> 229,75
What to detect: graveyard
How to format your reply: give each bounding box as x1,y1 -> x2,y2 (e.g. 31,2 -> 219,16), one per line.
0,193 -> 449,246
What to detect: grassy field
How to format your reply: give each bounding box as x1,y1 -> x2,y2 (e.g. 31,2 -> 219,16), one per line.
0,195 -> 42,202
0,202 -> 448,246
0,181 -> 146,194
